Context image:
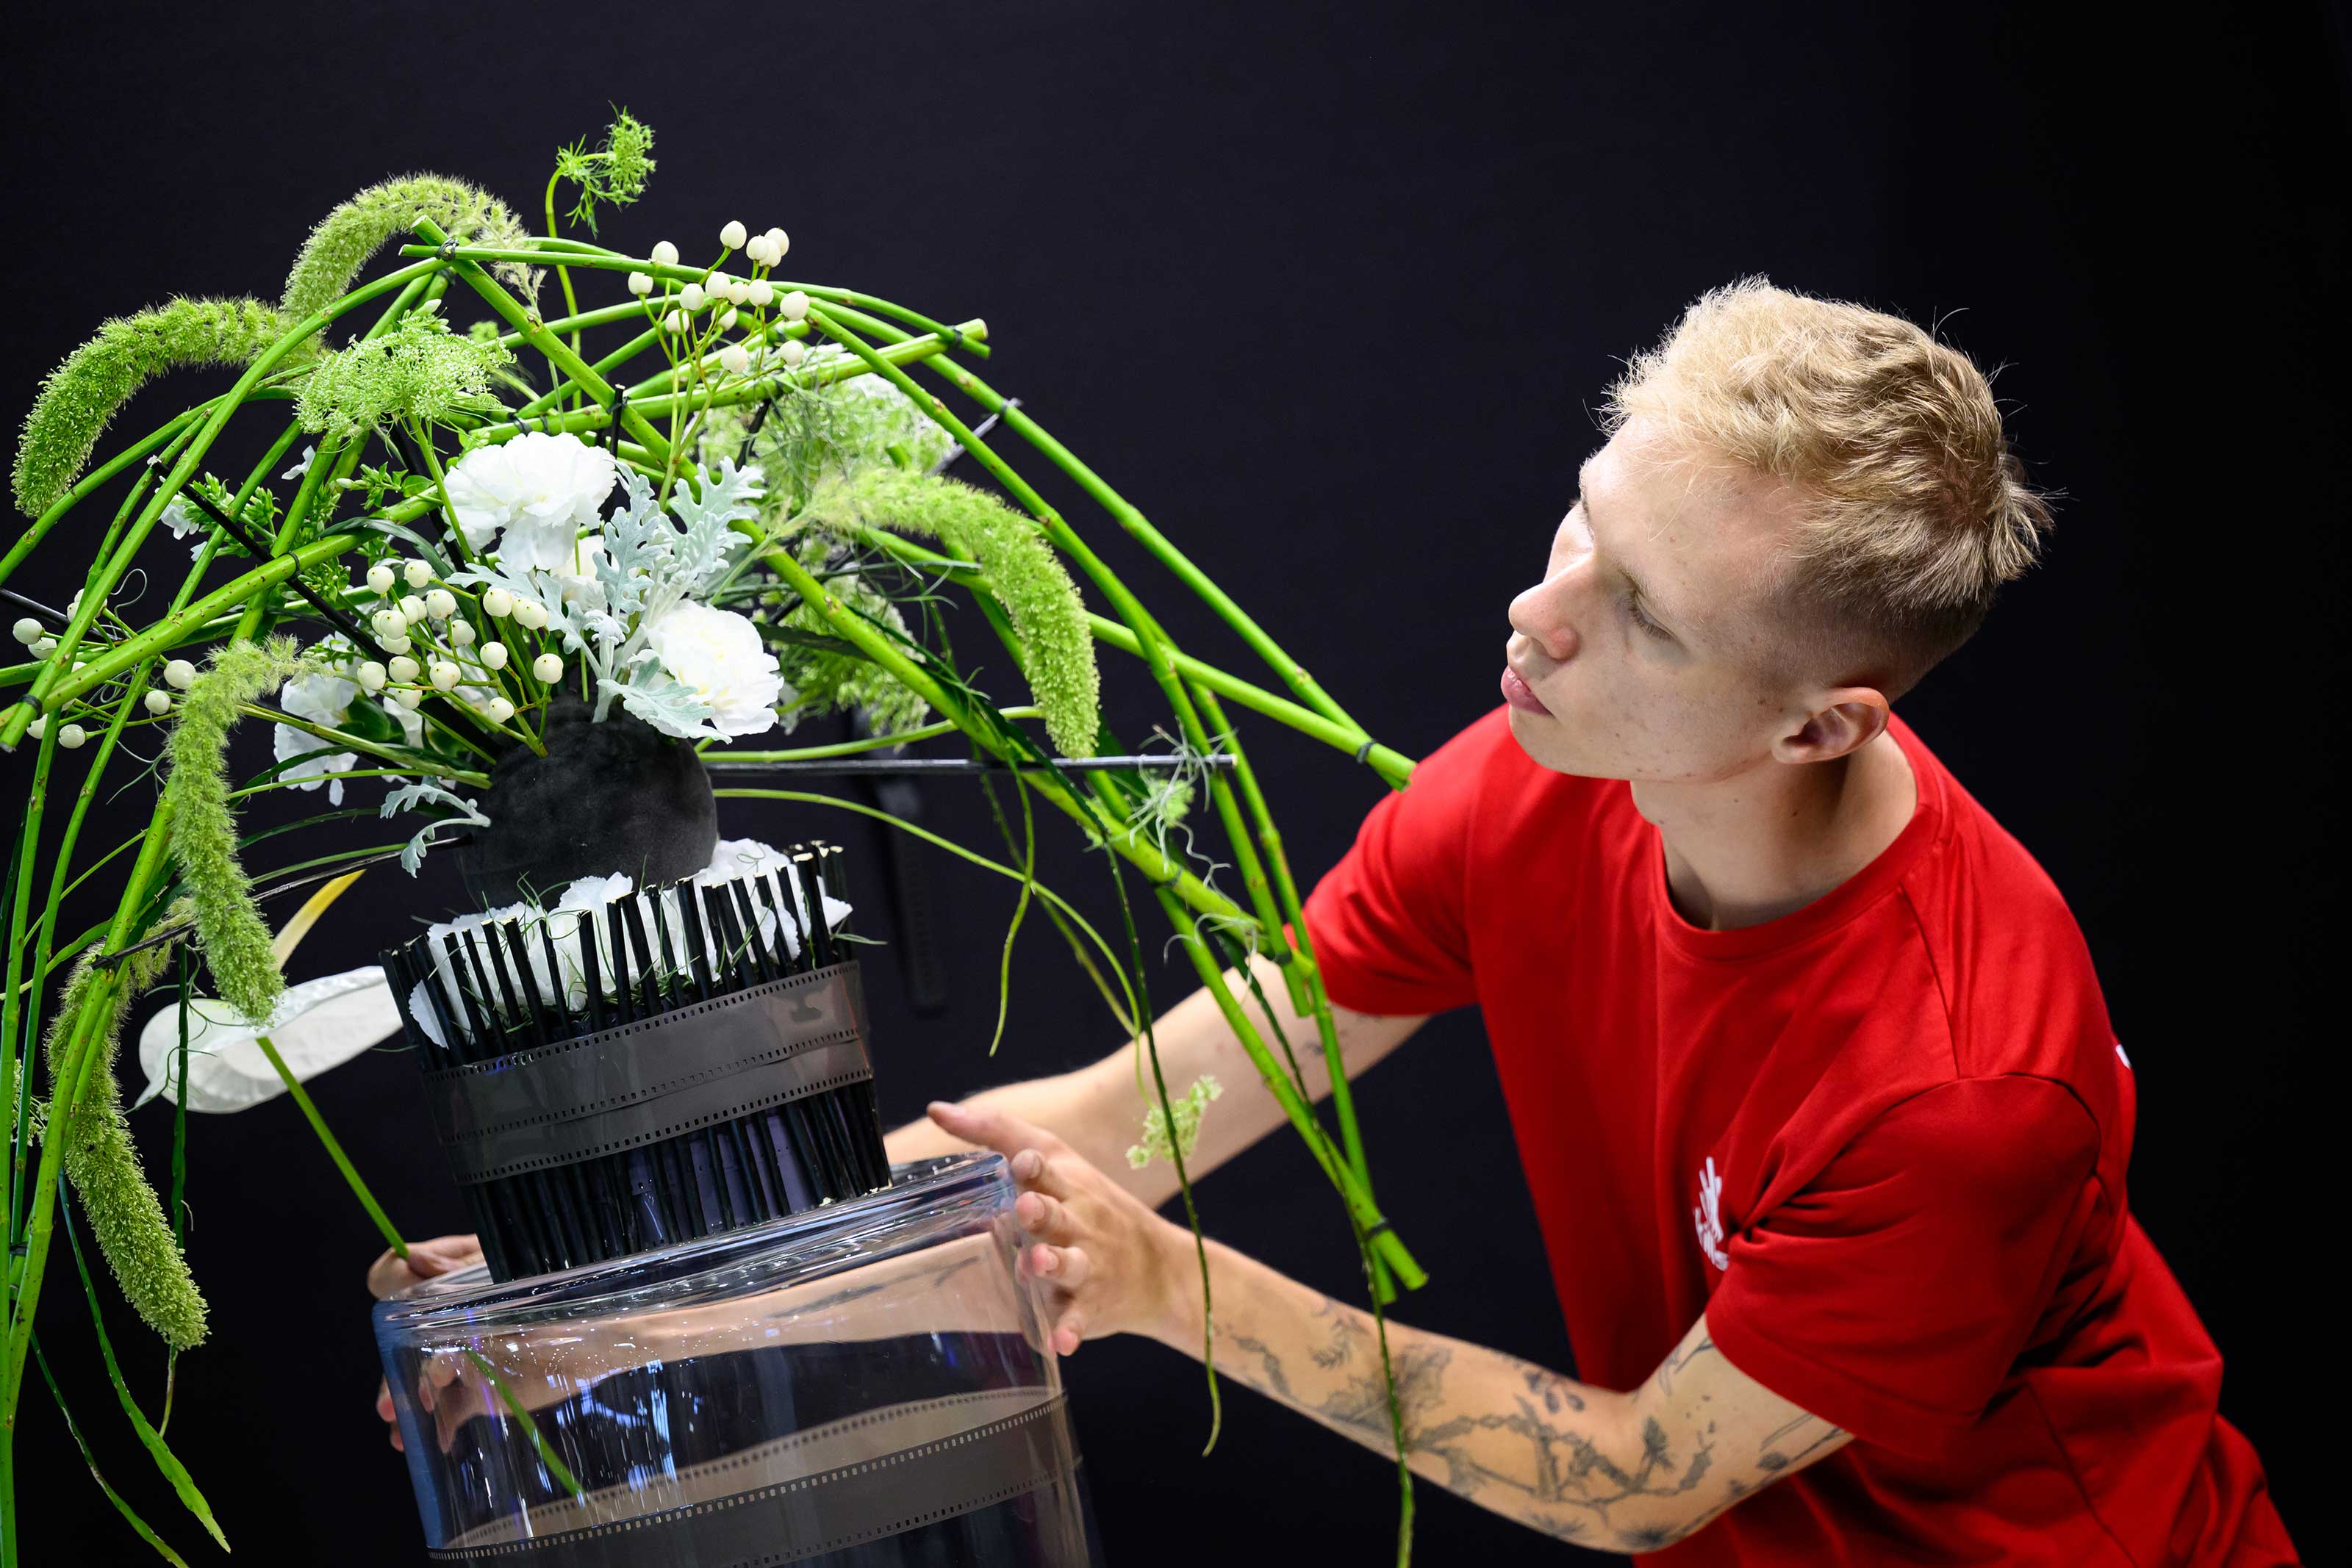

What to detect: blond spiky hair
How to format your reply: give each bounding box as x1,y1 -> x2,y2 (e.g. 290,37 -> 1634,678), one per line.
1601,276 -> 2056,691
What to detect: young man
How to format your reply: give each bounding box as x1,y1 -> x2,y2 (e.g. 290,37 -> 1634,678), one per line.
374,281 -> 2295,1561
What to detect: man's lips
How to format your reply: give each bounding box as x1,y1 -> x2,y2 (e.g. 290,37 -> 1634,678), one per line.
1500,663 -> 1552,717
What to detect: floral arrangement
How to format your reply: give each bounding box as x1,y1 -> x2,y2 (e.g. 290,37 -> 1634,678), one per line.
0,113 -> 1427,1564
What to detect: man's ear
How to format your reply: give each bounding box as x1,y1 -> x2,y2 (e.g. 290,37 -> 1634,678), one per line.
1772,687 -> 1890,765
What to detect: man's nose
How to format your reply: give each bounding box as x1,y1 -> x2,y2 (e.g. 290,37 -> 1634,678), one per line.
1508,580 -> 1580,664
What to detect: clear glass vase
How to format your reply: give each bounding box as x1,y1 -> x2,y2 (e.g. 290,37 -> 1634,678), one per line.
373,1153 -> 1102,1565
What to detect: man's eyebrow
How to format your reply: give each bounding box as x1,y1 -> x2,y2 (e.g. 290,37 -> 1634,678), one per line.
1576,461 -> 1695,639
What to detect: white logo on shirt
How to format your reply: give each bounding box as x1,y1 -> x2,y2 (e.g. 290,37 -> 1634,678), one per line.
1693,1157 -> 1729,1270
2115,1041 -> 2131,1069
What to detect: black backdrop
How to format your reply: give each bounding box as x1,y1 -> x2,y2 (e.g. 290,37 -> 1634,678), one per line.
3,3 -> 2340,1562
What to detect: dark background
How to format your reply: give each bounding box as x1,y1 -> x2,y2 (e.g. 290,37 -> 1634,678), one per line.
4,2 -> 2340,1561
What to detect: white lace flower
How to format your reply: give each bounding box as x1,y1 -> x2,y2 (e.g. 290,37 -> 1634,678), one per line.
644,600 -> 784,738
273,672 -> 362,804
442,431 -> 617,567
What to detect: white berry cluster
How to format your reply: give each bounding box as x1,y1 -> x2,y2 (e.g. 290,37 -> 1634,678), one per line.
627,220 -> 810,389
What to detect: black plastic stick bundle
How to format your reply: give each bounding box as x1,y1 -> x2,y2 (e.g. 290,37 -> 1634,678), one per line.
381,842 -> 890,1281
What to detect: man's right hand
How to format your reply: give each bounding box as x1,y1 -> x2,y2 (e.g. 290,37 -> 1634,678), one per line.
368,1234 -> 483,1452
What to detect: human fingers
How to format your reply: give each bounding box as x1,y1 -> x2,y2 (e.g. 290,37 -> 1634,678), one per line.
1006,1146 -> 1072,1200
1050,1306 -> 1086,1357
927,1100 -> 1063,1162
1028,1243 -> 1091,1292
366,1234 -> 482,1300
1014,1190 -> 1080,1245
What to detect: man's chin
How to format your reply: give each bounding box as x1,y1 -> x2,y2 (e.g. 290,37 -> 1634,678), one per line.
1505,702 -> 1592,776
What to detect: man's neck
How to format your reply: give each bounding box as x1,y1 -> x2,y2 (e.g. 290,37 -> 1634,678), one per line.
1629,730 -> 1918,932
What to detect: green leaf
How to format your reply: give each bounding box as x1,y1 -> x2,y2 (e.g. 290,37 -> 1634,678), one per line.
31,1337 -> 193,1567
60,1185 -> 229,1551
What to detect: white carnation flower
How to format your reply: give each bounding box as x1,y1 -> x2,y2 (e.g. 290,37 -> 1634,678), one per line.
644,600 -> 784,738
443,431 -> 618,569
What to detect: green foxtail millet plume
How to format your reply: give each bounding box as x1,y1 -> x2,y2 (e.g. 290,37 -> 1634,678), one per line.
162,636 -> 316,1025
802,467 -> 1102,757
11,295 -> 290,518
280,173 -> 539,325
40,938 -> 207,1351
296,303 -> 516,442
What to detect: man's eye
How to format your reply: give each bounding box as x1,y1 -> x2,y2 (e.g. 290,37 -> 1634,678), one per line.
1626,597 -> 1673,641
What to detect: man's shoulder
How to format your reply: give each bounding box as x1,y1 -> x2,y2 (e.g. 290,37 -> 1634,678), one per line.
1885,719 -> 2117,1089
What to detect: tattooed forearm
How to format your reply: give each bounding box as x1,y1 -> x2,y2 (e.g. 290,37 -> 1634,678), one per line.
1183,1245 -> 1847,1553
1307,1294 -> 1366,1370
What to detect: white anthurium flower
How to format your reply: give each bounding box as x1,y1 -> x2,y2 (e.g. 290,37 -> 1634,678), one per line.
643,600 -> 784,738
272,671 -> 362,804
134,966 -> 400,1113
442,431 -> 617,561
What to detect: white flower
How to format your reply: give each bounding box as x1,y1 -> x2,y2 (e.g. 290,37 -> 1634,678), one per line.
481,641 -> 509,671
644,600 -> 783,738
532,652 -> 564,682
160,498 -> 200,540
718,344 -> 751,376
449,619 -> 476,647
481,588 -> 514,619
387,655 -> 419,683
355,661 -> 386,694
57,724 -> 86,749
766,228 -> 789,258
404,559 -> 433,589
429,661 -> 460,691
747,279 -> 774,309
272,671 -> 361,804
398,594 -> 426,625
282,445 -> 316,481
424,589 -> 457,619
365,562 -> 396,594
779,339 -> 806,369
442,431 -> 617,565
780,289 -> 810,321
135,966 -> 402,1113
512,600 -> 550,631
144,691 -> 171,715
11,617 -> 40,644
484,696 -> 514,724
31,637 -> 56,657
680,283 -> 706,312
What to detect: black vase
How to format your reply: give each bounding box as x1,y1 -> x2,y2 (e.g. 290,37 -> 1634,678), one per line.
456,694 -> 718,910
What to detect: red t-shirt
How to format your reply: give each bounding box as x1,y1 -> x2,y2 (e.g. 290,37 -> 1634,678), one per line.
1303,708 -> 2293,1564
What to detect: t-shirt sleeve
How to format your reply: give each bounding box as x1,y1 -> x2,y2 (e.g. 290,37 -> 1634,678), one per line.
1705,1075 -> 2103,1460
1299,716 -> 1496,1017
